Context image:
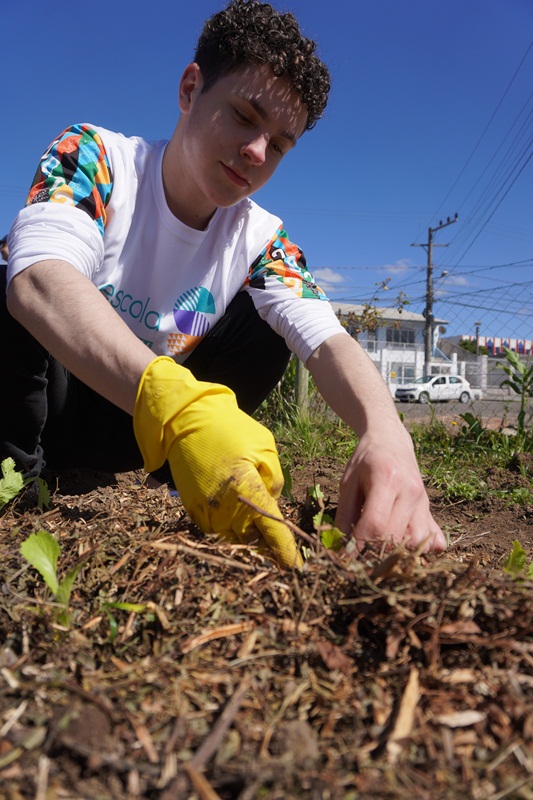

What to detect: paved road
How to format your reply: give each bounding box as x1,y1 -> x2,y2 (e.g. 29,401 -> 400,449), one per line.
394,394 -> 533,427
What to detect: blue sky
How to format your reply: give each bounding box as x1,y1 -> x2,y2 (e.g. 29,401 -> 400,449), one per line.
2,0 -> 532,340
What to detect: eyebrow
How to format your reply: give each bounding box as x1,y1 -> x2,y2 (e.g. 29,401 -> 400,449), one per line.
238,95 -> 298,147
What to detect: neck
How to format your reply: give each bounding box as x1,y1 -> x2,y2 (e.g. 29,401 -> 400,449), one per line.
161,130 -> 215,230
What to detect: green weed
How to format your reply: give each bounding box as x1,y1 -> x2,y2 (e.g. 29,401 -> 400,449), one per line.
503,540 -> 533,580
19,530 -> 88,627
0,457 -> 50,512
0,458 -> 24,509
308,483 -> 344,551
498,347 -> 533,433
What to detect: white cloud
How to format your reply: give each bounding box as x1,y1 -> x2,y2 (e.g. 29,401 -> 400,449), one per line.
380,259 -> 414,276
313,268 -> 344,292
434,273 -> 470,298
442,274 -> 469,287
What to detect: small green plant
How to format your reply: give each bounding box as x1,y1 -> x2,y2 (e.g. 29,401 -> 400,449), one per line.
102,601 -> 150,643
281,463 -> 294,501
0,457 -> 24,509
308,484 -> 344,551
503,540 -> 533,579
498,347 -> 533,433
0,457 -> 50,511
459,412 -> 485,444
19,531 -> 87,626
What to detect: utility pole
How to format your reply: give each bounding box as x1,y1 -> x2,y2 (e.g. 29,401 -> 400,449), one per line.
412,214 -> 458,375
295,358 -> 309,416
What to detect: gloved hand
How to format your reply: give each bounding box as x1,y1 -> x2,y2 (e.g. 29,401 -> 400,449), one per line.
133,357 -> 302,569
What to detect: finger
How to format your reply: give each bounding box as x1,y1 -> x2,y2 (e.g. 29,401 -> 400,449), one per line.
351,487 -> 445,553
256,448 -> 285,499
350,489 -> 398,544
421,523 -> 447,553
253,493 -> 303,569
229,467 -> 303,568
334,478 -> 365,536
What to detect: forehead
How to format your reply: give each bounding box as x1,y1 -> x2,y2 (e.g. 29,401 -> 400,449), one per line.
214,63 -> 308,140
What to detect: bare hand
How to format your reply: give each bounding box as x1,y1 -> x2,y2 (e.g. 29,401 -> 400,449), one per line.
334,430 -> 446,554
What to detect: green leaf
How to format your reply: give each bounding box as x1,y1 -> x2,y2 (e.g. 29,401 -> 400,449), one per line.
103,601 -> 148,612
312,510 -> 324,529
320,526 -> 345,551
308,484 -> 324,502
20,531 -> 60,595
503,347 -> 525,374
0,457 -> 24,509
104,608 -> 119,643
500,378 -> 521,394
503,540 -> 527,576
281,464 -> 294,501
56,562 -> 85,608
36,478 -> 51,510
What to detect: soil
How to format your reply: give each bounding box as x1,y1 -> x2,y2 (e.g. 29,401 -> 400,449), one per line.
0,451 -> 532,800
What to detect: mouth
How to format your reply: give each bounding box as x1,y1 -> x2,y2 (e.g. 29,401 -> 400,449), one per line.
221,163 -> 250,188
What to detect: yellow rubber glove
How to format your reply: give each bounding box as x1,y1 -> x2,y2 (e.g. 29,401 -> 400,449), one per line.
133,357 -> 302,569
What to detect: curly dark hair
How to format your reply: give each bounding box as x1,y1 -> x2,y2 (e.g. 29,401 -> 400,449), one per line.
194,0 -> 330,131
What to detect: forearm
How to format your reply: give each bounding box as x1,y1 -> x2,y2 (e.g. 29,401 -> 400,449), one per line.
7,260 -> 154,414
306,333 -> 408,441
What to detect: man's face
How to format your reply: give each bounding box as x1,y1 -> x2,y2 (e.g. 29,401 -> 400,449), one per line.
0,243 -> 8,263
172,62 -> 308,224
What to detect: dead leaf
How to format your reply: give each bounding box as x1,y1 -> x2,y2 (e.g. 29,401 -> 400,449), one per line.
387,667 -> 420,763
435,711 -> 487,728
316,640 -> 354,673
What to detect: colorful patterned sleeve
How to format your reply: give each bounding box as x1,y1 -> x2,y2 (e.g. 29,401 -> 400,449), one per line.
245,227 -> 329,301
26,124 -> 113,238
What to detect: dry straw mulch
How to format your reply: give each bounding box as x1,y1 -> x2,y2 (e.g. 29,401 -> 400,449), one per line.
0,476 -> 532,799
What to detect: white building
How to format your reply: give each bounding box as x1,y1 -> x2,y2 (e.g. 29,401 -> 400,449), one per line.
331,302 -> 454,390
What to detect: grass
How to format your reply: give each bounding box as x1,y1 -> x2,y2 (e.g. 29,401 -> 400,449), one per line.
256,369 -> 357,466
411,414 -> 533,505
259,379 -> 533,508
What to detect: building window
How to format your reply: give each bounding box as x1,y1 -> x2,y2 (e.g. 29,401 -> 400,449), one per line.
361,330 -> 378,352
390,362 -> 415,383
386,327 -> 415,346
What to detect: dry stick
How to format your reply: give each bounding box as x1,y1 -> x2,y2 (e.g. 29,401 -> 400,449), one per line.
161,685 -> 248,799
491,775 -> 533,800
34,754 -> 51,800
149,540 -> 257,573
183,763 -> 223,800
189,674 -> 251,770
180,621 -> 254,654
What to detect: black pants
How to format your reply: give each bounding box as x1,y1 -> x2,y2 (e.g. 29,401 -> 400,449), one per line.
0,266 -> 291,480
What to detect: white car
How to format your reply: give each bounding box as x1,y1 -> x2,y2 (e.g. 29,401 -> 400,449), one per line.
395,375 -> 481,404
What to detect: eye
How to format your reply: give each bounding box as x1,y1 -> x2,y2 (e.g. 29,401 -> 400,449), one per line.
271,141 -> 285,157
234,107 -> 251,125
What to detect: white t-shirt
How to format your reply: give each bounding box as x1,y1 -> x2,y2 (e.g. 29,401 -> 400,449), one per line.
7,124 -> 346,364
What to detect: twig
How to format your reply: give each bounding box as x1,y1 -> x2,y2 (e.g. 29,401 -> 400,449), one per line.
149,540 -> 257,572
386,667 -> 420,764
183,763 -> 223,799
160,681 -> 248,800
127,715 -> 159,764
190,674 -> 251,769
34,755 -> 50,800
489,775 -> 533,800
180,621 -> 254,654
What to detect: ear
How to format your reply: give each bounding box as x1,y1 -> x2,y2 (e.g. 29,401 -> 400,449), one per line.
178,63 -> 204,114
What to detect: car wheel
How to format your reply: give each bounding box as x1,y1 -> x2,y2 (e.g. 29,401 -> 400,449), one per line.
459,391 -> 470,403
418,392 -> 430,404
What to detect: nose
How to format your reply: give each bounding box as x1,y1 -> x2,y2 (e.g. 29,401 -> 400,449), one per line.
240,134 -> 268,166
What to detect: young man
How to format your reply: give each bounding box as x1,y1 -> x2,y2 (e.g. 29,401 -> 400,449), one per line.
1,0 -> 445,567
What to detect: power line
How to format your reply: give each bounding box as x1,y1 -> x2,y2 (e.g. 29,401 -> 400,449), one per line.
428,39 -> 533,230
